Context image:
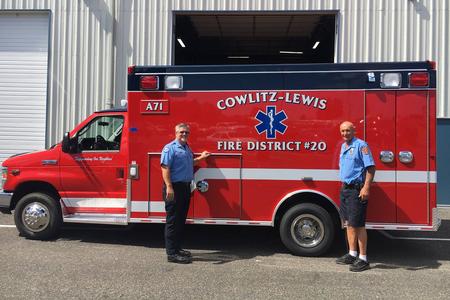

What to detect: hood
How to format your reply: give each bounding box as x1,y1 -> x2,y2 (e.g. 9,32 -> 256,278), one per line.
2,146 -> 60,168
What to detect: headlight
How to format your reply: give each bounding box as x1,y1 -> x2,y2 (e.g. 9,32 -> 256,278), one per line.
1,167 -> 7,190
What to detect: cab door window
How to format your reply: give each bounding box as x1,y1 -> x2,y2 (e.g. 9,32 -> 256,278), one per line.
77,116 -> 124,151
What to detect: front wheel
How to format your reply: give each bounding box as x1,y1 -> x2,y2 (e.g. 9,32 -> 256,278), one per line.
279,203 -> 335,256
14,192 -> 62,240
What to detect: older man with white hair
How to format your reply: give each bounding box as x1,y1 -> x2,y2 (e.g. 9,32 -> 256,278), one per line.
335,121 -> 375,272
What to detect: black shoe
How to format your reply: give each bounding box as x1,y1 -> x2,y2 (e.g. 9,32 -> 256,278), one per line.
336,254 -> 357,265
349,258 -> 370,272
177,249 -> 192,257
167,254 -> 192,264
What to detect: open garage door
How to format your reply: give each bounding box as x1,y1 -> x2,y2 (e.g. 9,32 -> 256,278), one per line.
174,13 -> 336,65
0,12 -> 49,163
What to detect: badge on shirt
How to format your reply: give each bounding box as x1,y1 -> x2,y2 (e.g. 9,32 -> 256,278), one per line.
349,148 -> 354,155
163,147 -> 170,153
362,146 -> 369,155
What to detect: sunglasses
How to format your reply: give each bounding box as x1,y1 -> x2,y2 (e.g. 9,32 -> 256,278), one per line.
178,131 -> 190,134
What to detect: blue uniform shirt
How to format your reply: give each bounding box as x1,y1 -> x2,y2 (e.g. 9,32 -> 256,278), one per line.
160,139 -> 194,183
339,137 -> 375,184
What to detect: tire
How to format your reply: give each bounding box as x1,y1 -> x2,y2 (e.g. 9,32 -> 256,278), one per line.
279,203 -> 335,256
14,192 -> 62,240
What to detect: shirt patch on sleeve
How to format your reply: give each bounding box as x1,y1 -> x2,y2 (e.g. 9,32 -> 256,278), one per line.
163,147 -> 170,153
362,146 -> 369,155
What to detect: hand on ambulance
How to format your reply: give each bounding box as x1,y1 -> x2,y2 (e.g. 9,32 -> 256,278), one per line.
199,151 -> 211,159
194,151 -> 211,165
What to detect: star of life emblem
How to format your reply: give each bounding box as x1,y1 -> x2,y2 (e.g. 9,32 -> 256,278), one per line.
255,106 -> 288,139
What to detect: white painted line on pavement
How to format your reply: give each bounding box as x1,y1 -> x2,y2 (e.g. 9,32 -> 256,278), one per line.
0,225 -> 16,228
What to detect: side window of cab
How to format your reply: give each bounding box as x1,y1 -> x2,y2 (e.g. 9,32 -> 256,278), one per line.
77,116 -> 124,152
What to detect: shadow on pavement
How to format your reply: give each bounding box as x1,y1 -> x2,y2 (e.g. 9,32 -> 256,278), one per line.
56,223 -> 346,263
367,226 -> 450,270
22,219 -> 450,268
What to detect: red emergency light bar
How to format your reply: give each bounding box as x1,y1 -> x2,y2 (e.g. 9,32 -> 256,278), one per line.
140,76 -> 159,90
409,72 -> 429,87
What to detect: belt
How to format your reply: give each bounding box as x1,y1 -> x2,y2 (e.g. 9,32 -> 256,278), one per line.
172,182 -> 191,186
342,182 -> 362,190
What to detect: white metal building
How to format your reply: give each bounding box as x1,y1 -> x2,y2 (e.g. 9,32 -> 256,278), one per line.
0,0 -> 449,162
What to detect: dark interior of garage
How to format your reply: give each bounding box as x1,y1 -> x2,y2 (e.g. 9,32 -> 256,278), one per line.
174,13 -> 336,65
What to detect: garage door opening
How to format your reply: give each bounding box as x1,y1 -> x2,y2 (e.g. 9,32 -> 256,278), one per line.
174,13 -> 336,65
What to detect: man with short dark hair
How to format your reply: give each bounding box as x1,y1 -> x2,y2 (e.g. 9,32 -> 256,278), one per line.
335,121 -> 375,272
161,123 -> 210,264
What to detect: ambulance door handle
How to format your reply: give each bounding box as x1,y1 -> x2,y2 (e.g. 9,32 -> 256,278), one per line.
116,167 -> 125,178
398,151 -> 413,164
196,180 -> 209,193
379,151 -> 394,163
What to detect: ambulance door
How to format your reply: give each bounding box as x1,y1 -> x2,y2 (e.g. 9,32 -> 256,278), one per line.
365,92 -> 397,223
365,91 -> 429,224
395,91 -> 428,224
192,154 -> 242,219
59,115 -> 127,209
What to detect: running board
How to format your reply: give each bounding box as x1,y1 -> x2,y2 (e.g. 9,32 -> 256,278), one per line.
63,213 -> 128,225
379,231 -> 450,241
366,208 -> 441,231
128,217 -> 272,226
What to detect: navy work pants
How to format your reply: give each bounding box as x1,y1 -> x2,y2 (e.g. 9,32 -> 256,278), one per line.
163,182 -> 191,255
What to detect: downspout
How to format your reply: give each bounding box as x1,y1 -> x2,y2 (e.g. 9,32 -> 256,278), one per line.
108,0 -> 117,109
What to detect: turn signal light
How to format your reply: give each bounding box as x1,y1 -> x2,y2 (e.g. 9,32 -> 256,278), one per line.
1,167 -> 7,189
140,76 -> 159,90
409,72 -> 429,87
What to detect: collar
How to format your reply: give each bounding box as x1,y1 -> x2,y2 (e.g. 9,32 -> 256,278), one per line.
343,138 -> 356,151
345,137 -> 356,147
174,139 -> 188,149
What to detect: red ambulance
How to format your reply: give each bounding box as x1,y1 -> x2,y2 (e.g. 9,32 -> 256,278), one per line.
0,61 -> 439,256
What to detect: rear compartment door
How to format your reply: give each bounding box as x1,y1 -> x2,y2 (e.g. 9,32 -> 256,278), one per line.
146,153 -> 242,219
395,91 -> 429,224
365,92 -> 397,223
192,154 -> 242,219
366,91 -> 429,224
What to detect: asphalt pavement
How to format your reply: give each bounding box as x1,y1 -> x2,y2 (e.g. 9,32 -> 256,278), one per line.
1,209 -> 450,299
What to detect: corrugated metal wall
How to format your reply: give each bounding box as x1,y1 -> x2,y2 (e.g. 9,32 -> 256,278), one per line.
0,0 -> 448,146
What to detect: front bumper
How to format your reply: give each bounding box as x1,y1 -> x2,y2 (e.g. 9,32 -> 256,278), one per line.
0,190 -> 13,213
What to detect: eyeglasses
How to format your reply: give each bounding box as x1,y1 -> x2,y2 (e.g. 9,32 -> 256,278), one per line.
178,131 -> 190,135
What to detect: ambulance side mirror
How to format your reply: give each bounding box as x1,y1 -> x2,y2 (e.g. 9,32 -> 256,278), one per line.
62,132 -> 78,153
62,132 -> 71,153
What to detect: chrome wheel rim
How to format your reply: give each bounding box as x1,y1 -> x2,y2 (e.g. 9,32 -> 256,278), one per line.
21,202 -> 50,232
290,214 -> 324,248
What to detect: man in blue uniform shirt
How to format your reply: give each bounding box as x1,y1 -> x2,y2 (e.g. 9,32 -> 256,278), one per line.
335,121 -> 375,272
161,123 -> 210,264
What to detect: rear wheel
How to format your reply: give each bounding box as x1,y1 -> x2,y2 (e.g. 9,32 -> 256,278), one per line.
14,192 -> 62,240
279,203 -> 335,256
